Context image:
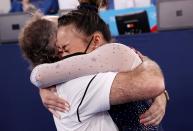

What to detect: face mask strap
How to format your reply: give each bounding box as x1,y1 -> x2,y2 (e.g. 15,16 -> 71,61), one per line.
61,36 -> 94,60
84,36 -> 94,53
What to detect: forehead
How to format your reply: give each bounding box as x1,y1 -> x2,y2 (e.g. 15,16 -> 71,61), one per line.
57,24 -> 85,39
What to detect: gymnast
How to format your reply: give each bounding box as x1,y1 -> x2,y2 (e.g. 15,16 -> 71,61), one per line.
19,1 -> 166,131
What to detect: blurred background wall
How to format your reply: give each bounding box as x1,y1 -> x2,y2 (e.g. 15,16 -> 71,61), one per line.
1,0 -> 193,131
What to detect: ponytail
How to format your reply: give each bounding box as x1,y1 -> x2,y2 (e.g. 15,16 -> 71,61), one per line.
78,2 -> 99,13
58,0 -> 112,42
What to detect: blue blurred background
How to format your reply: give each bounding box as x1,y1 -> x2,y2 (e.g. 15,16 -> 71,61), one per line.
1,0 -> 193,131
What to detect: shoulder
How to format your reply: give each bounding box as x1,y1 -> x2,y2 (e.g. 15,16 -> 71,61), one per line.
97,43 -> 137,55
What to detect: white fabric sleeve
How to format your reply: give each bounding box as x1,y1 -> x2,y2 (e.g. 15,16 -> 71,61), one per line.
79,72 -> 117,120
30,43 -> 142,88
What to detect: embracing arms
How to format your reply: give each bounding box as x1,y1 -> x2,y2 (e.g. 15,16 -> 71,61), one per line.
35,43 -> 165,125
110,55 -> 165,105
31,43 -> 165,102
31,43 -> 142,88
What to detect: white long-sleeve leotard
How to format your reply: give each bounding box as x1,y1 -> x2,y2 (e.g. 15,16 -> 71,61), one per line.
30,43 -> 142,88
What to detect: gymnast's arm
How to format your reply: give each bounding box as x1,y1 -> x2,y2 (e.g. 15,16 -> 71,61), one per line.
32,43 -> 164,102
31,43 -> 142,88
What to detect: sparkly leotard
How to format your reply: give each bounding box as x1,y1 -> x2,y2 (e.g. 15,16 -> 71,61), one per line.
109,101 -> 158,131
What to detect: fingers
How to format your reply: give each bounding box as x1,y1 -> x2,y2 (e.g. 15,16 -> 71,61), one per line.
45,102 -> 70,112
39,88 -> 70,113
135,50 -> 145,61
140,109 -> 162,126
140,99 -> 165,126
143,113 -> 163,126
130,47 -> 151,64
43,97 -> 70,112
140,104 -> 156,119
48,108 -> 61,120
136,50 -> 143,58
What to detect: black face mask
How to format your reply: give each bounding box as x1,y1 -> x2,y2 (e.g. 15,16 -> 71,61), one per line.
61,36 -> 93,59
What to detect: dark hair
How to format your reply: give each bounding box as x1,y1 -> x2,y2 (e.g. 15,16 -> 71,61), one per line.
58,4 -> 112,43
78,0 -> 108,9
19,15 -> 60,68
78,2 -> 99,13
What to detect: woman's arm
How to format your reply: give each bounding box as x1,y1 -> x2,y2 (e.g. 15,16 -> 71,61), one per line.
31,43 -> 142,88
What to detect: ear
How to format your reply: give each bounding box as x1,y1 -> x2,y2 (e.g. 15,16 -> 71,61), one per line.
91,32 -> 104,50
